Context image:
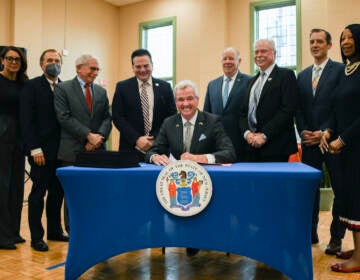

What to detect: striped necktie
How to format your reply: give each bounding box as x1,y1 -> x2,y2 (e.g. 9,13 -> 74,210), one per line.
183,121 -> 192,152
312,66 -> 321,95
140,82 -> 151,135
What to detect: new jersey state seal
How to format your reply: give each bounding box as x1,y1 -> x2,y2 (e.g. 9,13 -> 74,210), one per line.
156,160 -> 213,217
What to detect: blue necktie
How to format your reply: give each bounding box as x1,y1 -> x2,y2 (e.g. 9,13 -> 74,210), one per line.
222,77 -> 231,108
248,72 -> 266,131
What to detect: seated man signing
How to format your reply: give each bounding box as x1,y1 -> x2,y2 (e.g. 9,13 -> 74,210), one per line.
146,80 -> 236,166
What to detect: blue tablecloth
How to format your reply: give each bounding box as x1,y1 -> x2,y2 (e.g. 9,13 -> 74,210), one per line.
57,162 -> 321,280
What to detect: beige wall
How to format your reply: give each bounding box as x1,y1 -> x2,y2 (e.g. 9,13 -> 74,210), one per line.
1,0 -> 359,149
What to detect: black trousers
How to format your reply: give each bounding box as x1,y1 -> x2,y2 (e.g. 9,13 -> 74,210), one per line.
302,145 -> 346,239
28,158 -> 64,241
0,142 -> 24,245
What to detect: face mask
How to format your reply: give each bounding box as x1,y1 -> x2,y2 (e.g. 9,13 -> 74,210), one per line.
45,63 -> 61,78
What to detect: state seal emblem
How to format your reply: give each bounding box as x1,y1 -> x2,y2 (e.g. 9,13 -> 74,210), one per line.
156,160 -> 213,217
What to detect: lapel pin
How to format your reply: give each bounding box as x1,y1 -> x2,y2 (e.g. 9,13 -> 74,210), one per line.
155,83 -> 159,87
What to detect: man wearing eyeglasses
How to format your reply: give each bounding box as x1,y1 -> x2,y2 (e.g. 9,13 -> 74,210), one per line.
54,54 -> 112,233
20,49 -> 68,252
54,54 -> 111,163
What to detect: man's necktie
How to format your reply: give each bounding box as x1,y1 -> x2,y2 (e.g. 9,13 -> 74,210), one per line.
248,72 -> 266,131
183,121 -> 192,152
85,84 -> 92,112
140,82 -> 151,135
222,77 -> 231,108
312,66 -> 321,95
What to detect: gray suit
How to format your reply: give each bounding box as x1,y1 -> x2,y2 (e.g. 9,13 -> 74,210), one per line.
54,77 -> 112,162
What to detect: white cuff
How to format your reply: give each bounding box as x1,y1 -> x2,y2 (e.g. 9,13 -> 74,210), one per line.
30,148 -> 43,156
205,154 -> 215,164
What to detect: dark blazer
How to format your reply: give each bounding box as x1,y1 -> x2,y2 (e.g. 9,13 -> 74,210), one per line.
239,65 -> 298,158
112,76 -> 177,152
54,77 -> 112,162
145,110 -> 236,164
296,59 -> 344,134
203,71 -> 251,160
20,75 -> 60,160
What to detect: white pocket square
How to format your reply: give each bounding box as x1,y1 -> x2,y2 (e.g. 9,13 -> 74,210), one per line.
199,134 -> 207,141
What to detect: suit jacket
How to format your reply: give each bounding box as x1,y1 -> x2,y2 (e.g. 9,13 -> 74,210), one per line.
20,75 -> 60,160
239,65 -> 298,158
112,76 -> 177,152
54,77 -> 112,162
145,110 -> 236,164
203,71 -> 251,160
296,60 -> 344,170
296,59 -> 344,134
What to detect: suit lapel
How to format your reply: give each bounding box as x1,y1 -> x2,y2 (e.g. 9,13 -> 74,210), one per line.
226,72 -> 242,108
314,60 -> 332,99
258,66 -> 277,104
190,111 -> 206,153
72,78 -> 91,115
174,114 -> 184,153
215,77 -> 224,111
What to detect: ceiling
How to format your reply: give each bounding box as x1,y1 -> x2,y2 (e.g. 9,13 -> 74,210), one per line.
104,0 -> 144,7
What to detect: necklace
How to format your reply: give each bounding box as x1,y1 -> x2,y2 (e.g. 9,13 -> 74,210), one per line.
345,60 -> 360,76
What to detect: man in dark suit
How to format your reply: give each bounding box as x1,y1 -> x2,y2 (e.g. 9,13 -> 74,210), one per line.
146,80 -> 235,257
296,28 -> 346,251
204,47 -> 251,161
112,49 -> 176,161
146,80 -> 235,166
54,54 -> 112,232
20,49 -> 68,252
239,39 -> 298,162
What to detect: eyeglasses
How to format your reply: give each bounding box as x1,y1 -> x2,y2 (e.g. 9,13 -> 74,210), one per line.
89,66 -> 100,72
4,56 -> 21,64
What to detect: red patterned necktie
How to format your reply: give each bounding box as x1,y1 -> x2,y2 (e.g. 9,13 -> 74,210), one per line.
85,84 -> 92,112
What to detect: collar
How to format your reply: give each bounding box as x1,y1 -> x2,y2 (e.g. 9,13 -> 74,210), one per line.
137,78 -> 153,87
313,58 -> 329,71
261,63 -> 276,77
77,76 -> 90,87
45,76 -> 58,85
223,71 -> 238,82
181,110 -> 198,126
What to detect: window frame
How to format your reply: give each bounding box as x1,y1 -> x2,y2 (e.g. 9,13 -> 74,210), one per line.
139,16 -> 177,86
249,0 -> 301,74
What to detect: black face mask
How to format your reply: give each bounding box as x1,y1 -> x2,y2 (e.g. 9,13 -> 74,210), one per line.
45,63 -> 61,78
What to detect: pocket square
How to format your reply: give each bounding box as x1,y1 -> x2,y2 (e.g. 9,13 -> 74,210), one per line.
199,134 -> 207,141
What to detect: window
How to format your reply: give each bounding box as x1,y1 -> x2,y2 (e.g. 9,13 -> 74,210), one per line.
140,17 -> 176,87
250,0 -> 301,73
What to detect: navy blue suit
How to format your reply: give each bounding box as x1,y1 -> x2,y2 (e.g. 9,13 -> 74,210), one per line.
20,75 -> 65,241
112,77 -> 176,160
296,59 -> 346,239
204,72 -> 251,161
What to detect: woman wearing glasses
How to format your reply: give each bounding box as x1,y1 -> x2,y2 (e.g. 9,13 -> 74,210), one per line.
0,46 -> 28,249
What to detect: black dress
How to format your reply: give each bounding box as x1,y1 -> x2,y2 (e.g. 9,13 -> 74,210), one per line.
0,73 -> 25,246
332,66 -> 360,231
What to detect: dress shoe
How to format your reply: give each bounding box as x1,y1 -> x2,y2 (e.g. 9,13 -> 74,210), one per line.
0,243 -> 17,250
47,233 -> 69,242
13,236 -> 26,244
186,248 -> 200,257
336,250 -> 354,260
31,240 -> 49,252
325,237 -> 341,255
312,232 -> 319,244
331,263 -> 360,273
